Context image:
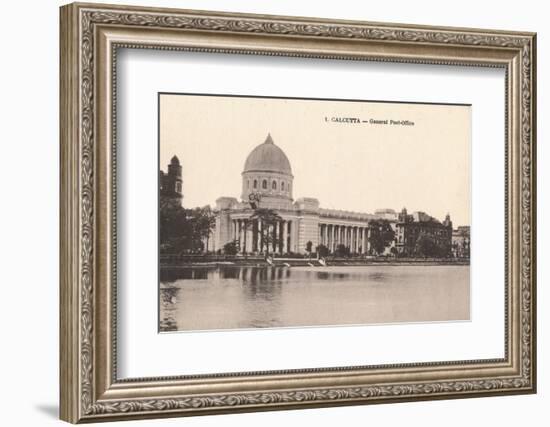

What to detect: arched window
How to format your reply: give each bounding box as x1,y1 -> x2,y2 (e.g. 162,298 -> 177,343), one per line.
262,179 -> 267,189
281,181 -> 285,191
272,180 -> 277,190
253,179 -> 257,189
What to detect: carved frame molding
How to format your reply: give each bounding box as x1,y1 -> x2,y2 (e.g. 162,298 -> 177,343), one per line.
60,2 -> 536,423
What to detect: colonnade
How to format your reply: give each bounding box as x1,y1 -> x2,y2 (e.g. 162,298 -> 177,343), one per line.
318,223 -> 370,254
231,218 -> 293,254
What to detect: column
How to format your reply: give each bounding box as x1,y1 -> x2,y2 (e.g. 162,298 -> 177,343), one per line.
280,221 -> 284,255
288,220 -> 293,253
246,224 -> 252,253
242,220 -> 248,254
272,221 -> 278,253
252,220 -> 257,252
238,220 -> 243,251
331,225 -> 336,252
273,221 -> 281,253
292,220 -> 298,253
259,220 -> 263,253
344,226 -> 348,248
361,227 -> 366,254
367,226 -> 372,254
278,221 -> 283,254
342,226 -> 348,247
282,221 -> 288,253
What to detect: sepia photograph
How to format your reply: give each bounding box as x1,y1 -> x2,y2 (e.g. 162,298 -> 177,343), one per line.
158,93 -> 471,332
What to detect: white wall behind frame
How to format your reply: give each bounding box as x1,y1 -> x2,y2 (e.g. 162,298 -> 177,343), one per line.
0,1 -> 545,427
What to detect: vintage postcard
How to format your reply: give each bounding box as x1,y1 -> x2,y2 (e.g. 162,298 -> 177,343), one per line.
158,94 -> 471,332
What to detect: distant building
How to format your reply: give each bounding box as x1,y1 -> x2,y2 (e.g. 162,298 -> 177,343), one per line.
452,226 -> 471,258
395,208 -> 453,257
374,208 -> 398,221
160,155 -> 183,204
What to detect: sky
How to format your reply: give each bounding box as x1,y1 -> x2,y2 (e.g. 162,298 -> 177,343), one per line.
160,94 -> 471,226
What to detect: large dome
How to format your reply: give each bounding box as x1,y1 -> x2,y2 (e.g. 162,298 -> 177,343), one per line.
243,133 -> 292,175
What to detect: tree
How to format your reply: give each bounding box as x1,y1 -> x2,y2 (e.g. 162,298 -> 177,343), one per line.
368,220 -> 395,255
183,206 -> 216,253
159,198 -> 187,252
316,244 -> 329,258
414,233 -> 438,257
248,208 -> 282,256
159,199 -> 215,253
335,244 -> 350,258
223,241 -> 239,255
414,232 -> 449,258
305,241 -> 313,256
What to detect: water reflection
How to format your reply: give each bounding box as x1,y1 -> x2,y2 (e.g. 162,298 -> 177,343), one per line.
159,265 -> 470,332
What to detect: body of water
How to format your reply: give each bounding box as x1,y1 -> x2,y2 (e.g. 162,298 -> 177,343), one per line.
159,265 -> 470,332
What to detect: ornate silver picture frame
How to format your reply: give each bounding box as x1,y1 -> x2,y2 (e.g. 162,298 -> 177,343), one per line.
60,2 -> 536,423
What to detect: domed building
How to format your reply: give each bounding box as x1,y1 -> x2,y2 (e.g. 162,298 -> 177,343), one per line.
240,133 -> 294,209
208,133 -> 400,255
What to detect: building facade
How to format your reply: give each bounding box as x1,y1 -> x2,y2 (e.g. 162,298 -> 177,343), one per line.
159,155 -> 183,202
394,208 -> 453,257
208,134 -> 402,255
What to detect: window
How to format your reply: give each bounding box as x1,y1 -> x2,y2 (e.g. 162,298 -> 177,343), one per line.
272,180 -> 277,190
262,179 -> 267,189
281,182 -> 285,191
253,179 -> 257,189
247,180 -> 250,189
